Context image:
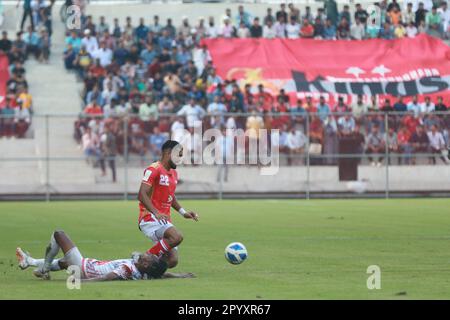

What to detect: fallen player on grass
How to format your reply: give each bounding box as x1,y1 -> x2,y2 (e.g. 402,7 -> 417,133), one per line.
16,229 -> 195,281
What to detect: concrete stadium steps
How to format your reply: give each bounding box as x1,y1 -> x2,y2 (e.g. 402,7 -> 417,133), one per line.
26,9 -> 83,159
0,139 -> 43,189
1,5 -> 95,187
25,29 -> 84,116
0,137 -> 37,157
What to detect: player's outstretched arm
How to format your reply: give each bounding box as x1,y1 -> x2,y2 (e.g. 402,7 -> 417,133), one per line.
162,272 -> 196,279
171,196 -> 199,221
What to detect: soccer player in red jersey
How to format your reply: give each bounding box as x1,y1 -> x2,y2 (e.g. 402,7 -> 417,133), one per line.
137,140 -> 199,269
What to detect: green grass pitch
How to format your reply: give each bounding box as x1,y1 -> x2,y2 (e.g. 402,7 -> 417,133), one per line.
1,199 -> 450,299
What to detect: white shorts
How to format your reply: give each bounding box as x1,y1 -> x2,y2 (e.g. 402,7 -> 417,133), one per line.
60,247 -> 83,268
139,219 -> 175,244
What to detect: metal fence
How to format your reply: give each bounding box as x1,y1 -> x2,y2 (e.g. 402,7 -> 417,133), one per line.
0,111 -> 449,200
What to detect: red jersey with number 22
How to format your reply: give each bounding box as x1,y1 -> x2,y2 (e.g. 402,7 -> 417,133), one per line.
139,161 -> 178,223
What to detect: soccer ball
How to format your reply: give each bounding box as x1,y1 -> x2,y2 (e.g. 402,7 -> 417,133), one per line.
224,242 -> 248,265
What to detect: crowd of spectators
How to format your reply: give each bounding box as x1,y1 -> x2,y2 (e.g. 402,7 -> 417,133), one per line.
17,0 -> 54,62
196,0 -> 450,40
68,2 -> 450,172
0,0 -> 54,139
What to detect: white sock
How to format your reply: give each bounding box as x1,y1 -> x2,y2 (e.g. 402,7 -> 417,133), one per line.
29,257 -> 61,271
43,234 -> 60,272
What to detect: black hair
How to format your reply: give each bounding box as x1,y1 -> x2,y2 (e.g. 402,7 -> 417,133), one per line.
161,140 -> 180,152
147,259 -> 168,279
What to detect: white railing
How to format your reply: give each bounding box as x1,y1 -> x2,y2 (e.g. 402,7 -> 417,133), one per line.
1,111 -> 449,200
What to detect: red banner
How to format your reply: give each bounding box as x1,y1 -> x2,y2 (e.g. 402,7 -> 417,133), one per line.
0,53 -> 9,108
202,34 -> 450,104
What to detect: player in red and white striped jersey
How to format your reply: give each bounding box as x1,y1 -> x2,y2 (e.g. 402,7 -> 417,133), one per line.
16,230 -> 195,281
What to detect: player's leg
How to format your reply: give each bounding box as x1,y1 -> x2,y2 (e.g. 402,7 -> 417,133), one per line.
16,230 -> 65,279
35,230 -> 82,279
161,248 -> 179,269
146,226 -> 183,258
36,230 -> 63,275
52,230 -> 85,270
16,247 -> 62,271
139,219 -> 183,265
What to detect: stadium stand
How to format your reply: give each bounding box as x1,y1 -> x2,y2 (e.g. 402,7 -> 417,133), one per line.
0,0 -> 55,138
67,1 -> 449,174
0,1 -> 449,198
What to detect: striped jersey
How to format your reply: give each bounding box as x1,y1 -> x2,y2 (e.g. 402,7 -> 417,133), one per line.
82,258 -> 143,280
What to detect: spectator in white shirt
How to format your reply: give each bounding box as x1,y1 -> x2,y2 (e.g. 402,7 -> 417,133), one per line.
226,116 -> 237,130
421,96 -> 435,113
101,82 -> 117,106
407,95 -> 421,115
337,115 -> 356,136
287,127 -> 307,165
120,60 -> 136,80
351,18 -> 366,40
115,99 -> 131,117
220,18 -> 235,38
177,98 -> 206,129
263,20 -> 277,39
82,127 -> 101,165
14,101 -> 31,138
93,41 -> 112,67
207,95 -> 227,128
274,16 -> 287,38
406,21 -> 418,37
103,98 -> 118,118
403,3 -> 416,24
184,127 -> 203,165
206,68 -> 223,87
171,116 -> 186,142
438,1 -> 450,38
237,22 -> 250,38
81,29 -> 98,56
192,46 -> 212,77
215,128 -> 235,180
286,17 -> 300,39
271,125 -> 289,165
103,73 -> 124,94
427,124 -> 448,164
206,17 -> 220,38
